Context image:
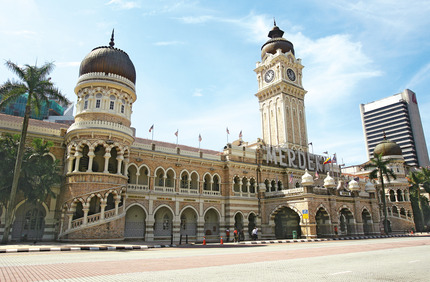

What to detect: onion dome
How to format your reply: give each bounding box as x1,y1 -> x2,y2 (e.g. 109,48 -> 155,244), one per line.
301,169 -> 314,186
323,172 -> 335,188
261,20 -> 295,59
373,135 -> 402,157
365,181 -> 376,193
348,179 -> 360,191
79,30 -> 136,84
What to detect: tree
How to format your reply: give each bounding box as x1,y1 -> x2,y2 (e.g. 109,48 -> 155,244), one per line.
408,167 -> 430,231
364,153 -> 397,235
0,61 -> 67,244
0,134 -> 61,240
408,171 -> 425,231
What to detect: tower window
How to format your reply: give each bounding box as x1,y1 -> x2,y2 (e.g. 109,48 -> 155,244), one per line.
110,101 -> 114,110
84,94 -> 89,110
121,105 -> 125,114
95,93 -> 102,109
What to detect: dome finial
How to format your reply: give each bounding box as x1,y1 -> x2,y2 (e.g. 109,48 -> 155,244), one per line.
274,17 -> 277,26
109,29 -> 115,47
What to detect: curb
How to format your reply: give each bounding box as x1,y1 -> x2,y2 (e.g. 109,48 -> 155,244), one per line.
0,244 -> 175,254
241,234 -> 414,245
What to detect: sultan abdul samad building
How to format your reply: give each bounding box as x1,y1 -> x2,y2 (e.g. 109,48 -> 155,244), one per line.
0,24 -> 415,242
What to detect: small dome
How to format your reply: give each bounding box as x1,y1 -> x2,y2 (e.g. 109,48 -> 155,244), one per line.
79,31 -> 136,84
301,169 -> 314,186
365,181 -> 376,193
348,179 -> 360,191
261,23 -> 295,59
323,173 -> 335,188
373,137 -> 402,157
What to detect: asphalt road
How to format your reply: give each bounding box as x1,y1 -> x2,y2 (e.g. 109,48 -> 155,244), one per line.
1,237 -> 429,281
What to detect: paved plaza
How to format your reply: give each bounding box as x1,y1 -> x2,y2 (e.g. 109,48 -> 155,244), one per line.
0,236 -> 429,281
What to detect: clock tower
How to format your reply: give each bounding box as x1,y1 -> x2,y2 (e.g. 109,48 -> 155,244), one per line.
255,22 -> 308,151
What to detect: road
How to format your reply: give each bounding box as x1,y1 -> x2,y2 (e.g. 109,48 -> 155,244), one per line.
0,237 -> 429,281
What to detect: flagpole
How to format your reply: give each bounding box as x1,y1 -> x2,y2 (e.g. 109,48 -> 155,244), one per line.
176,130 -> 178,146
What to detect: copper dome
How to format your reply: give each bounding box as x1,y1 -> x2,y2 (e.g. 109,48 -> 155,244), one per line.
261,24 -> 295,59
373,138 -> 402,157
79,31 -> 136,84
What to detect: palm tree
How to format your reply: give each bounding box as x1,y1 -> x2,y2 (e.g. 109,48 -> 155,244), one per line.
0,60 -> 67,244
364,153 -> 396,235
408,170 -> 425,231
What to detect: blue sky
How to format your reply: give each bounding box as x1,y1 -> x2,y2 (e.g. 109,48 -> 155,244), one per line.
1,0 -> 429,166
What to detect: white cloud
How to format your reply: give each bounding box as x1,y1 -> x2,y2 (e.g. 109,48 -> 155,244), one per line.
106,0 -> 140,10
192,89 -> 203,97
406,62 -> 430,90
154,41 -> 185,46
176,15 -> 214,24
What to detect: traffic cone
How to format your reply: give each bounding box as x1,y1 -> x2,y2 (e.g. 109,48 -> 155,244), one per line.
220,236 -> 223,245
203,236 -> 206,245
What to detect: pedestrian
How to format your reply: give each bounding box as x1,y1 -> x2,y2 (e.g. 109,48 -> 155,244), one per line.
252,227 -> 258,240
233,228 -> 238,243
226,228 -> 230,242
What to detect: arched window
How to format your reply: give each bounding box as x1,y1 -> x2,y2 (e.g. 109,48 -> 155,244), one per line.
242,177 -> 248,193
155,169 -> 165,187
249,178 -> 256,193
271,180 -> 276,192
190,172 -> 199,190
84,94 -> 89,110
181,172 -> 189,188
213,175 -> 220,191
233,176 -> 240,192
121,99 -> 125,114
204,174 -> 211,191
265,179 -> 270,192
397,189 -> 403,201
95,93 -> 102,108
109,95 -> 116,110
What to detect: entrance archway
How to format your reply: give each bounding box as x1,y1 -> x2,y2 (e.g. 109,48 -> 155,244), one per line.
204,209 -> 220,239
362,209 -> 372,235
339,208 -> 355,236
124,205 -> 146,239
153,206 -> 173,239
234,213 -> 244,232
274,207 -> 301,239
12,203 -> 46,241
316,208 -> 331,237
248,213 -> 256,237
180,208 -> 197,237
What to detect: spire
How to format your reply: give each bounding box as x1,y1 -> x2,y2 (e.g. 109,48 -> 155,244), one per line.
109,29 -> 115,47
274,17 -> 277,27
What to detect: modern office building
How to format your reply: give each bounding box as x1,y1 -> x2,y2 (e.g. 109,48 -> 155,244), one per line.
360,89 -> 430,167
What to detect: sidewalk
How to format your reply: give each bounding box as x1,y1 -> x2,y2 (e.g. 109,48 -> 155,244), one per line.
1,233 -> 427,253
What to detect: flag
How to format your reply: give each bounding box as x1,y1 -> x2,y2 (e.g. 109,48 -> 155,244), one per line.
199,134 -> 202,142
149,124 -> 154,132
308,142 -> 312,145
174,130 -> 178,137
226,127 -> 230,134
323,151 -> 328,155
289,173 -> 293,183
332,153 -> 337,163
239,130 -> 243,138
323,157 -> 332,164
315,170 -> 319,179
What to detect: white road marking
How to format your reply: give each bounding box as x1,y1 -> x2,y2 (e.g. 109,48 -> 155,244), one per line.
330,271 -> 353,275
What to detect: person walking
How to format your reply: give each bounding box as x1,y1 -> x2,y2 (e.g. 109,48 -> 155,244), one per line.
233,228 -> 238,243
252,227 -> 258,240
226,228 -> 230,242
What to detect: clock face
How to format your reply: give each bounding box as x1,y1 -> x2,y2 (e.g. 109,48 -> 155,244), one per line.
287,68 -> 296,81
264,69 -> 275,83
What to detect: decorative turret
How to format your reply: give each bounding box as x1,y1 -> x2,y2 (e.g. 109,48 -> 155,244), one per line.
323,172 -> 336,188
301,169 -> 314,186
348,178 -> 360,192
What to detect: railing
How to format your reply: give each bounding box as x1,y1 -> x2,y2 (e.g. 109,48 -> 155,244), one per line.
127,184 -> 149,193
71,218 -> 84,228
87,213 -> 100,223
180,188 -> 199,194
104,208 -> 116,219
233,192 -> 256,198
202,190 -> 220,196
154,186 -> 175,193
67,120 -> 134,136
266,188 -> 304,197
67,173 -> 127,184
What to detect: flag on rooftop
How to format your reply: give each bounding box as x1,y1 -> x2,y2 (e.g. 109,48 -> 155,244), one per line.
226,127 -> 230,134
289,173 -> 293,184
174,130 -> 178,137
323,157 -> 332,165
199,134 -> 202,142
239,130 -> 243,138
149,124 -> 154,132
